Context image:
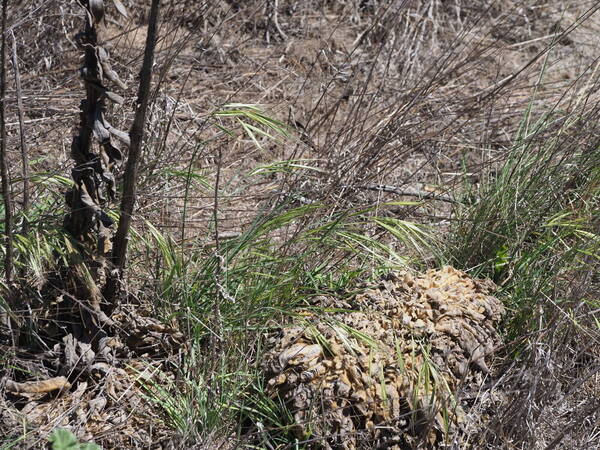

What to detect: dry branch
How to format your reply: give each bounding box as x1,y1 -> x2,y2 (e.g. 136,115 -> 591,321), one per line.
10,31 -> 29,226
111,0 -> 161,274
265,0 -> 287,43
4,376 -> 71,394
355,183 -> 460,204
0,0 -> 12,286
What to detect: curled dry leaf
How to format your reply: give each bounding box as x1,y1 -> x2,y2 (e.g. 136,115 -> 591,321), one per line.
66,0 -> 128,244
112,0 -> 129,18
263,266 -> 505,449
5,376 -> 71,394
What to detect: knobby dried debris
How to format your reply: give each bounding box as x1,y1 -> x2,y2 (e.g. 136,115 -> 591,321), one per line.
263,266 -> 505,449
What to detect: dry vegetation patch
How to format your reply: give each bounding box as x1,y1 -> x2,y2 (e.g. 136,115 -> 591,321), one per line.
263,266 -> 505,448
0,298 -> 184,448
1,0 -> 599,448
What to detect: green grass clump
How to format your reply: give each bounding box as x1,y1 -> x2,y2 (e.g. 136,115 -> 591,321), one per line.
137,198 -> 438,445
449,69 -> 600,338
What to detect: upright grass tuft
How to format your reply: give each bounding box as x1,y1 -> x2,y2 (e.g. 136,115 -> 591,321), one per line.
137,193 -> 438,445
447,62 -> 600,447
450,68 -> 600,333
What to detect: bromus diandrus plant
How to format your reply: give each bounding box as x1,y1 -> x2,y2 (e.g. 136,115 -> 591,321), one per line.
125,97 -> 443,446
0,172 -> 73,339
133,190 -> 439,445
447,55 -> 600,447
450,49 -> 600,329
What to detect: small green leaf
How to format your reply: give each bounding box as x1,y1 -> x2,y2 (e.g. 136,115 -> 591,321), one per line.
80,444 -> 102,450
494,244 -> 510,275
48,429 -> 101,450
48,429 -> 78,450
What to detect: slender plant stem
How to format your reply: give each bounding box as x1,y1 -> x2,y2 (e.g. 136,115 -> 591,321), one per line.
10,31 -> 29,229
211,145 -> 223,359
112,0 -> 161,272
0,0 -> 13,285
213,147 -> 221,253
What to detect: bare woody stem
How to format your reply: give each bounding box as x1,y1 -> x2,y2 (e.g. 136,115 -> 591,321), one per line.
0,0 -> 13,285
111,0 -> 161,272
10,31 -> 29,226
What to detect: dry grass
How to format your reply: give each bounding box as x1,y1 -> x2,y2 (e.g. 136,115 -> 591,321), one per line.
0,0 -> 599,448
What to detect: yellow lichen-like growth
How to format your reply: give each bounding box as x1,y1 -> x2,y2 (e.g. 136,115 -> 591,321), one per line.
263,266 -> 505,449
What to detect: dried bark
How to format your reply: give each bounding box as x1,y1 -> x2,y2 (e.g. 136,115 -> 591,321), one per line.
62,0 -> 129,341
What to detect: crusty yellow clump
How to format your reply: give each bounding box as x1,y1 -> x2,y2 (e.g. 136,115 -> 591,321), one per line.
263,266 -> 505,449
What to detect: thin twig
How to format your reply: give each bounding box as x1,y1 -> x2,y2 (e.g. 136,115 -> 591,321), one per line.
265,0 -> 287,43
10,30 -> 29,229
211,146 -> 225,353
353,184 -> 461,204
213,147 -> 222,252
